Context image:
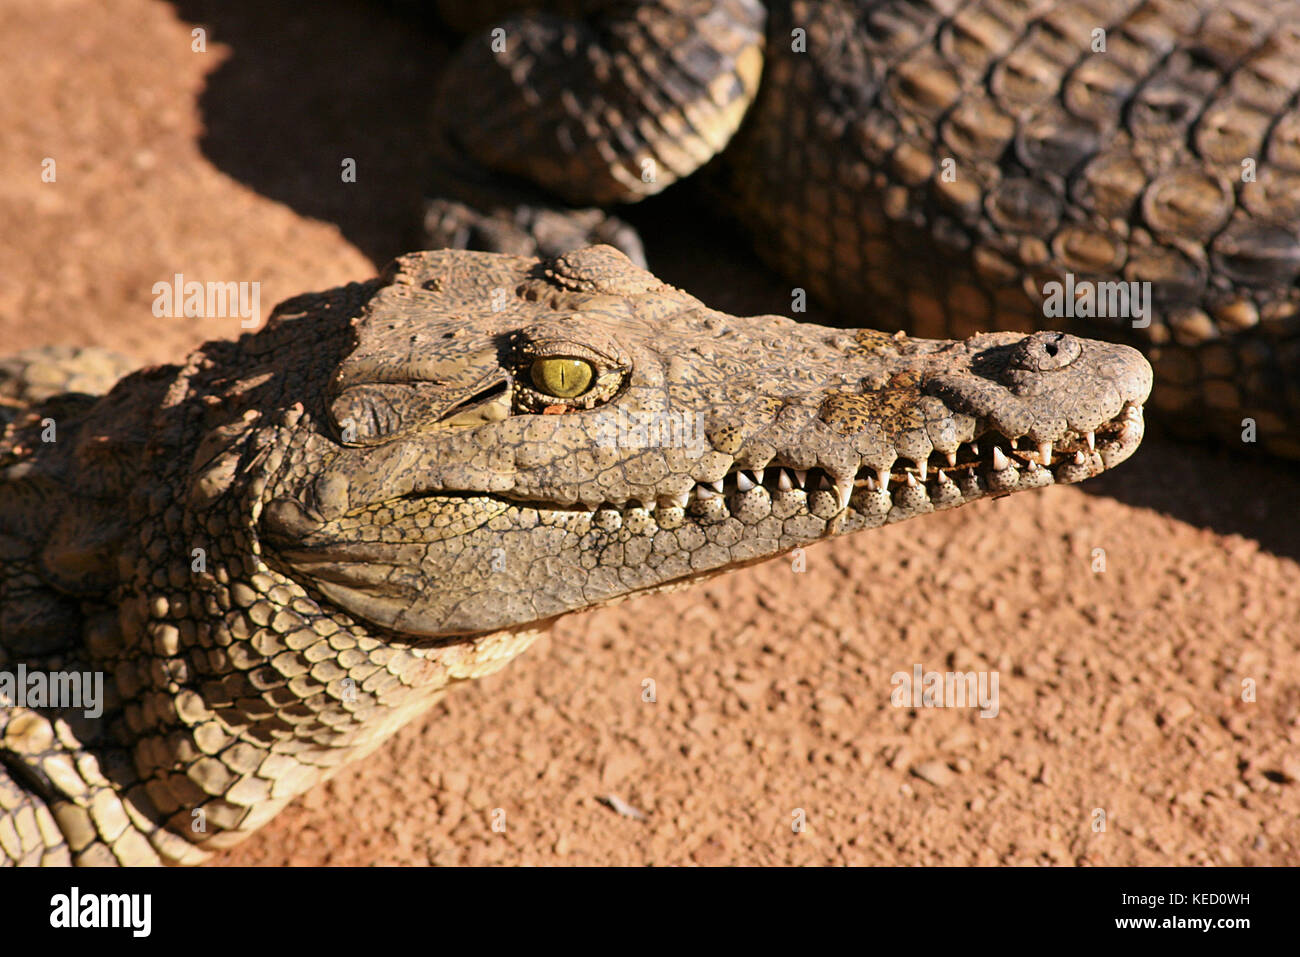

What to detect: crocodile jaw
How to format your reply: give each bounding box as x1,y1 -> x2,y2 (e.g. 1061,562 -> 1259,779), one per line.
273,397 -> 1144,637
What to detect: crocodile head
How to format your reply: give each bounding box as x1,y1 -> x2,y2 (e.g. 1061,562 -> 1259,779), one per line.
258,246 -> 1151,637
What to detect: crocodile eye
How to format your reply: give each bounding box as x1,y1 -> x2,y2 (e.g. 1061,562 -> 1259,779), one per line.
530,357 -> 594,398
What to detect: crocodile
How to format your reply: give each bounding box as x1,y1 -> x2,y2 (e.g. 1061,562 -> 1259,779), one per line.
420,0 -> 1300,457
0,245 -> 1150,864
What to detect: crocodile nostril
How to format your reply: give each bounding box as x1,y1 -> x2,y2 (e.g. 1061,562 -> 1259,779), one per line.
1011,331 -> 1081,372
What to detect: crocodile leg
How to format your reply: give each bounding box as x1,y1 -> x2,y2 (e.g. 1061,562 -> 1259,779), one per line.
422,0 -> 766,262
0,761 -> 71,866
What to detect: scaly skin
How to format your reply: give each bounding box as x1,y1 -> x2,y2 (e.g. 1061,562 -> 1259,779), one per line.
425,0 -> 1300,456
0,246 -> 1150,864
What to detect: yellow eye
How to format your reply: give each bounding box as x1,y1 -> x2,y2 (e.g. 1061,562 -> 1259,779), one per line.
530,357 -> 594,398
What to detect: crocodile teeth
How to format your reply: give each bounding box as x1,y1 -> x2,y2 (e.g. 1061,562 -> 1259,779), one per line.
695,484 -> 720,501
1038,442 -> 1052,466
777,469 -> 794,491
835,477 -> 853,510
793,469 -> 808,488
664,490 -> 690,509
1119,406 -> 1143,440
945,451 -> 957,467
1085,431 -> 1096,450
991,446 -> 1010,471
751,468 -> 765,485
706,480 -> 723,494
736,471 -> 755,492
970,442 -> 980,456
876,468 -> 890,491
916,460 -> 928,481
905,472 -> 917,487
1074,450 -> 1086,465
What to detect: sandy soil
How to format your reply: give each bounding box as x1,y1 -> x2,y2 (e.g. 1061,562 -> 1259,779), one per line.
3,0 -> 1298,866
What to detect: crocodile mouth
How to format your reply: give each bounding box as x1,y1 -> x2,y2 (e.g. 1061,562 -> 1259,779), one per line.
267,394 -> 1142,583
264,397 -> 1144,639
408,398 -> 1144,521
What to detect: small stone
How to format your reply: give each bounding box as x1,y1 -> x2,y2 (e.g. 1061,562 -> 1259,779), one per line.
600,752 -> 641,787
888,746 -> 912,771
1157,695 -> 1195,726
814,692 -> 847,713
911,760 -> 955,787
440,771 -> 471,795
732,679 -> 767,706
600,794 -> 647,821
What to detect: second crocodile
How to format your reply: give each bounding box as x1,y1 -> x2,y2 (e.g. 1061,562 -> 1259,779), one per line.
423,0 -> 1300,456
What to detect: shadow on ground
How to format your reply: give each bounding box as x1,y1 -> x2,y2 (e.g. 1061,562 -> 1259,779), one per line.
1081,437 -> 1299,562
167,0 -> 449,265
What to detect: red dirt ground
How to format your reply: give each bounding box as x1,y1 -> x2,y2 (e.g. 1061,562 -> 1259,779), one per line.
4,0 -> 1298,866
